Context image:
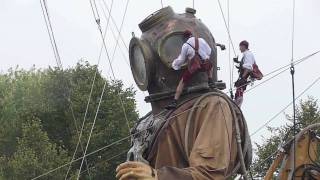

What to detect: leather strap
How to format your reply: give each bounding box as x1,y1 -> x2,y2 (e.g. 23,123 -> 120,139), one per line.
194,36 -> 199,52
186,37 -> 204,60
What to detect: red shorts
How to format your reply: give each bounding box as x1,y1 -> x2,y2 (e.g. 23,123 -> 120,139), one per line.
182,61 -> 212,83
235,85 -> 247,99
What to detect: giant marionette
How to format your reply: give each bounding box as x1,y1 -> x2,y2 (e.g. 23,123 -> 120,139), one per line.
116,7 -> 252,180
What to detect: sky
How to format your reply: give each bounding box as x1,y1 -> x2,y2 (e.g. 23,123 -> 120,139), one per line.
1,0 -> 320,147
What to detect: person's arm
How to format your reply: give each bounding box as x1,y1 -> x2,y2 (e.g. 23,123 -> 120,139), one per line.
172,44 -> 189,70
202,39 -> 212,59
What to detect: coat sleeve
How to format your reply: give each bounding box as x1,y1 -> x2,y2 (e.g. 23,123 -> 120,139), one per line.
156,96 -> 236,180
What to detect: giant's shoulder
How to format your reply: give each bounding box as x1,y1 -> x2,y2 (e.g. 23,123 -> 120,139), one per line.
196,92 -> 233,107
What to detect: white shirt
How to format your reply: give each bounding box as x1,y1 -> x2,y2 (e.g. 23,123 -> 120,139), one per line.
241,50 -> 255,71
172,37 -> 212,70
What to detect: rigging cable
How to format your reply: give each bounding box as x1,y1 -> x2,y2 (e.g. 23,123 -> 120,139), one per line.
100,0 -> 148,99
97,0 -> 132,141
227,0 -> 234,99
39,0 -> 62,68
100,0 -> 147,124
250,147 -> 279,173
250,74 -> 320,137
68,149 -> 129,180
216,0 -> 237,57
76,78 -> 112,180
104,0 -> 130,66
67,102 -> 92,179
100,0 -> 147,99
76,0 -> 131,178
217,0 -> 236,99
290,0 -> 297,175
100,0 -> 130,56
39,0 -> 92,178
98,1 -> 129,66
64,0 -> 115,178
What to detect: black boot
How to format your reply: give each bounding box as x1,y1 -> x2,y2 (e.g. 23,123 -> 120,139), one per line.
165,99 -> 177,110
208,78 -> 214,86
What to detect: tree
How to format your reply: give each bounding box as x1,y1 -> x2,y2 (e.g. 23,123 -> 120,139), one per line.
0,62 -> 139,179
5,117 -> 69,180
251,97 -> 320,177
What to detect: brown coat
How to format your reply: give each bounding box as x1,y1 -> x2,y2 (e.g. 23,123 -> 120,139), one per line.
147,92 -> 250,179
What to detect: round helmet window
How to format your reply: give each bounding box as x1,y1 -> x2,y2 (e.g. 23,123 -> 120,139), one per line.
129,38 -> 152,91
132,45 -> 147,86
158,32 -> 186,68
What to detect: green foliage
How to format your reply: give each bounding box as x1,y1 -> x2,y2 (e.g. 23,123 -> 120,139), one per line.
251,97 -> 320,177
6,117 -> 69,180
0,62 -> 138,179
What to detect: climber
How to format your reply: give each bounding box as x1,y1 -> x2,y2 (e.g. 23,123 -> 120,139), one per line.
233,40 -> 257,107
165,30 -> 213,110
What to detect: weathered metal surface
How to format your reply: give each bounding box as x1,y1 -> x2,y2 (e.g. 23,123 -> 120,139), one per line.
129,6 -> 219,95
127,110 -> 168,163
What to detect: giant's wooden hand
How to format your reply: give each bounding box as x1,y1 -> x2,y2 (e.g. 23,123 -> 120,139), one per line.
116,161 -> 157,180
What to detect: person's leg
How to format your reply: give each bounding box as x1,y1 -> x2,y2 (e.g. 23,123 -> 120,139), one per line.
206,63 -> 213,85
235,96 -> 243,107
174,79 -> 185,100
234,87 -> 244,108
166,70 -> 190,110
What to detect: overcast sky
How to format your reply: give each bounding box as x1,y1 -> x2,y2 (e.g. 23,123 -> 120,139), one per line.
1,0 -> 320,146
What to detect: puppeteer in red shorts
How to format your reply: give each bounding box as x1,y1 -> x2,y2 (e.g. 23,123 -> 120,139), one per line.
166,30 -> 213,110
233,40 -> 263,108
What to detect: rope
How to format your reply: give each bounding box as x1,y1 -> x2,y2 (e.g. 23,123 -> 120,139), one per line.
250,150 -> 279,172
64,0 -> 115,178
31,105 -> 203,179
98,0 -> 132,137
161,0 -> 163,8
217,0 -> 237,98
226,0 -> 234,99
65,103 -> 92,179
39,0 -> 62,68
216,0 -> 237,57
76,72 -> 109,180
68,149 -> 129,179
100,0 -> 129,52
100,0 -> 130,67
91,0 -> 134,152
100,0 -> 147,99
217,97 -> 247,179
100,0 -> 146,125
290,0 -> 297,174
262,50 -> 320,78
291,0 -> 296,65
250,74 -> 320,137
99,0 -> 147,97
40,0 -> 93,177
76,0 -> 123,178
